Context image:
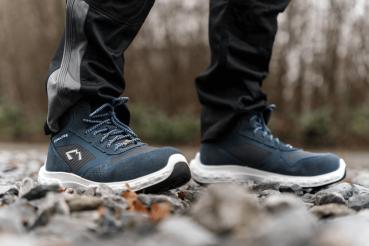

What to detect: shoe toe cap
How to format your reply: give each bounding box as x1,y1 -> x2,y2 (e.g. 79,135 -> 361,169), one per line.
294,153 -> 342,176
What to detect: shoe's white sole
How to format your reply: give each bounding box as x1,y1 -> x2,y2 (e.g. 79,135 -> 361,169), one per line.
190,153 -> 347,188
38,154 -> 188,192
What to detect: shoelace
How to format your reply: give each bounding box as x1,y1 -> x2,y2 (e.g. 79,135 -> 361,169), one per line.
251,106 -> 293,149
83,97 -> 141,151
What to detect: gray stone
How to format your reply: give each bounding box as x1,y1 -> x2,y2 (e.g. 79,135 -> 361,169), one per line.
95,184 -> 115,197
279,184 -> 304,196
84,187 -> 97,197
314,183 -> 353,205
66,195 -> 103,212
314,192 -> 346,205
0,185 -> 18,196
191,184 -> 263,234
264,194 -> 306,214
302,193 -> 315,203
157,216 -> 217,246
236,207 -> 317,246
252,182 -> 280,192
22,185 -> 61,201
259,189 -> 281,198
326,182 -> 354,199
19,177 -> 35,197
348,184 -> 369,210
28,193 -> 70,229
32,214 -> 97,243
310,204 -> 355,218
138,194 -> 185,212
313,211 -> 369,246
0,187 -> 19,206
0,200 -> 37,233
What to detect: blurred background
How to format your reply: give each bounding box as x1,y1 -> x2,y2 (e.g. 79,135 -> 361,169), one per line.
0,0 -> 369,148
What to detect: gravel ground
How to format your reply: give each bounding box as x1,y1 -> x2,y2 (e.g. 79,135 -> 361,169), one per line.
1,144 -> 369,246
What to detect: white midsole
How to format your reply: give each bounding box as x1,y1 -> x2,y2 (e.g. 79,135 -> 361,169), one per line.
190,153 -> 347,188
38,154 -> 188,192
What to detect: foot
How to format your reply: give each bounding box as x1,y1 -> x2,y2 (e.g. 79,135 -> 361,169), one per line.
190,105 -> 346,188
38,97 -> 191,192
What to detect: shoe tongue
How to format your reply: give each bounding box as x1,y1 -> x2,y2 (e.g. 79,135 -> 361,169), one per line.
87,99 -> 131,125
262,104 -> 276,125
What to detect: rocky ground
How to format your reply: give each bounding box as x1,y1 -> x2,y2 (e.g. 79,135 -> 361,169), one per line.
1,145 -> 369,246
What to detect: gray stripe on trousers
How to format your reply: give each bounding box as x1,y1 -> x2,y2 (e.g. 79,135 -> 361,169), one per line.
47,0 -> 89,132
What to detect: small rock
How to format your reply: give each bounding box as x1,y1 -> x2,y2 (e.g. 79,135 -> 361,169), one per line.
84,187 -> 97,196
315,192 -> 346,205
66,195 -> 103,212
22,185 -> 61,201
102,195 -> 128,211
264,194 -> 306,214
314,183 -> 353,205
66,188 -> 75,194
259,189 -> 281,198
19,177 -> 35,196
191,184 -> 263,234
310,204 -> 355,218
0,200 -> 37,233
348,184 -> 369,211
28,193 -> 70,229
236,206 -> 317,246
314,211 -> 369,246
327,182 -> 354,199
279,184 -> 304,196
158,216 -> 217,246
302,193 -> 315,203
95,184 -> 115,197
0,185 -> 18,196
252,182 -> 280,192
32,214 -> 96,242
138,194 -> 185,212
0,187 -> 19,206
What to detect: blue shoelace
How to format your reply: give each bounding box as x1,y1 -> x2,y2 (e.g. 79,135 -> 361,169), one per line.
251,106 -> 293,149
83,97 -> 141,151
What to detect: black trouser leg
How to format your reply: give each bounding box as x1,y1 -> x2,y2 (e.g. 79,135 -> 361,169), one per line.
196,0 -> 290,142
45,0 -> 154,133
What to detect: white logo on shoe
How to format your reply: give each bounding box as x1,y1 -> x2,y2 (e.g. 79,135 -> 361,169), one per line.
66,149 -> 82,161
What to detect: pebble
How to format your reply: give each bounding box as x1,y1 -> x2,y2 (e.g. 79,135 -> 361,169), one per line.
314,183 -> 353,205
22,185 -> 61,201
264,194 -> 306,214
348,184 -> 369,210
310,204 -> 355,218
158,216 -> 217,246
66,195 -> 103,212
191,184 -> 262,234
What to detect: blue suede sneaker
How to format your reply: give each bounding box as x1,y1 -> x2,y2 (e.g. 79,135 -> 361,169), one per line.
190,105 -> 346,188
38,97 -> 191,192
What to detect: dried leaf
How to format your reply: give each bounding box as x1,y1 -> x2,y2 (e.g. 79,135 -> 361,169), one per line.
150,202 -> 172,222
122,189 -> 149,213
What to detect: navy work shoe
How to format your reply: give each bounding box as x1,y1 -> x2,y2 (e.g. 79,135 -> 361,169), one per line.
190,105 -> 346,188
38,97 -> 191,192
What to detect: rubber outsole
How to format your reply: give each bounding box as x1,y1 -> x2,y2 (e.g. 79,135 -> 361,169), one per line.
190,153 -> 347,188
38,154 -> 190,192
140,162 -> 191,193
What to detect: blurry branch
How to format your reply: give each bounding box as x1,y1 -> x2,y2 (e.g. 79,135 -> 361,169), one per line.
1,0 -> 369,145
